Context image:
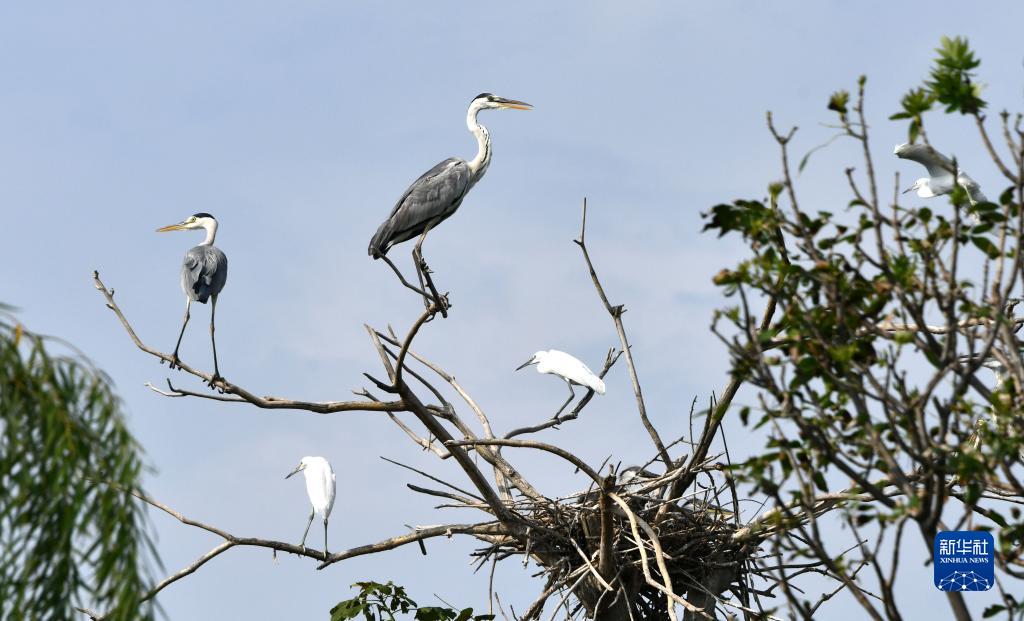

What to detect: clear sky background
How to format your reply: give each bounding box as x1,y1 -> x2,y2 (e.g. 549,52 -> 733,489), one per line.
2,2 -> 1023,619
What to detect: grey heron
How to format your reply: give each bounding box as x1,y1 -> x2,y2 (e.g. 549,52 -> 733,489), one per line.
285,456 -> 336,558
156,213 -> 228,386
516,349 -> 606,418
894,142 -> 987,205
368,93 -> 531,312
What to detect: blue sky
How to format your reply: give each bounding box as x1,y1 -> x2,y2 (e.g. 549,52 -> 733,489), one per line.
3,2 -> 1023,618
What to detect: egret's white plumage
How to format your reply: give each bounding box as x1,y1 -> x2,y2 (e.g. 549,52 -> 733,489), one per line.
894,143 -> 987,205
517,349 -> 606,417
285,456 -> 336,556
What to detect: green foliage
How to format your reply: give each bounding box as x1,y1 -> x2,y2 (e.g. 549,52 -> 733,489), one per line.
891,35 -> 985,142
0,309 -> 155,620
927,36 -> 985,114
827,90 -> 850,122
703,38 -> 1024,564
889,87 -> 935,143
331,581 -> 494,621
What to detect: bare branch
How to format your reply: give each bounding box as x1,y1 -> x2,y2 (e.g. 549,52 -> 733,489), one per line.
93,272 -> 405,414
573,200 -> 672,470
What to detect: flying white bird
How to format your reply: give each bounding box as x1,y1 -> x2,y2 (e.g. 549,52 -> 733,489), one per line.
285,456 -> 336,557
956,352 -> 1024,459
516,349 -> 606,417
894,143 -> 987,205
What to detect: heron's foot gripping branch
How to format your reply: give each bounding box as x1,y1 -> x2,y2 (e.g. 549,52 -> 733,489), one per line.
206,373 -> 225,392
165,353 -> 182,371
92,271 -> 405,415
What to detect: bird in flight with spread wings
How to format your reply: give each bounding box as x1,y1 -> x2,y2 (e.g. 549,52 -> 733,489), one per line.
895,142 -> 987,205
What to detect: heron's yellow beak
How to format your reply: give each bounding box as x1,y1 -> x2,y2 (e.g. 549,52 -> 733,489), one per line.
156,223 -> 186,232
497,98 -> 532,111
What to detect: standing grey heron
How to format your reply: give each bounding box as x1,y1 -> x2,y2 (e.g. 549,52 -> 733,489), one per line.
516,349 -> 606,418
894,142 -> 987,204
285,456 -> 336,558
156,213 -> 228,386
368,93 -> 531,312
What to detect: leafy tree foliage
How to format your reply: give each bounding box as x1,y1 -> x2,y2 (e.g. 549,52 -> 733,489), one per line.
331,581 -> 495,621
0,307 -> 155,620
705,36 -> 1024,619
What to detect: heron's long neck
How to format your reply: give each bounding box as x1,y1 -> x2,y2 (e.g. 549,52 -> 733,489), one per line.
466,106 -> 491,180
200,221 -> 217,246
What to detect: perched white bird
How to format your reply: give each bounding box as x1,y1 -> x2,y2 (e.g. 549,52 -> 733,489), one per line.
516,349 -> 606,417
285,456 -> 336,557
617,465 -> 659,492
894,143 -> 987,205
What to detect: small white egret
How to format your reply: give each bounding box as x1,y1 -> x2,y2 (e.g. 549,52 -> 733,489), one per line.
285,456 -> 336,557
156,213 -> 228,386
616,465 -> 658,492
894,142 -> 987,205
516,349 -> 606,417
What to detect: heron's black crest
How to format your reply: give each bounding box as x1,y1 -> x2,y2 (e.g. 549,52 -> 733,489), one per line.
192,212 -> 215,219
473,92 -> 495,102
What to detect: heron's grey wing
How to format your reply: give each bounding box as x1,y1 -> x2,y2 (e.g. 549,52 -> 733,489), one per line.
895,143 -> 955,178
368,158 -> 472,256
181,246 -> 228,303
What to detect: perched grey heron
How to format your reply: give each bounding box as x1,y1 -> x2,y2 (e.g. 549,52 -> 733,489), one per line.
894,142 -> 987,205
156,213 -> 228,386
516,349 -> 606,418
368,93 -> 531,310
286,456 -> 336,558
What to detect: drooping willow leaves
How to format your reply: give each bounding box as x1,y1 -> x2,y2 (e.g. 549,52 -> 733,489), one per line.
0,307 -> 156,620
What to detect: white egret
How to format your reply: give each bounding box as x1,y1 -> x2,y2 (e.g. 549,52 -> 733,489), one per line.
894,142 -> 987,204
616,465 -> 658,492
285,456 -> 336,557
516,350 -> 606,417
156,213 -> 228,386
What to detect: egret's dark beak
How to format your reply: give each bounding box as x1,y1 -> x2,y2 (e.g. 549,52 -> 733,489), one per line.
156,222 -> 186,232
496,98 -> 532,111
515,357 -> 537,371
901,187 -> 913,195
285,464 -> 303,479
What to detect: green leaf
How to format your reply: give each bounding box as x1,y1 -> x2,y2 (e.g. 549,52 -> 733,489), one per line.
970,235 -> 1000,259
0,310 -> 155,621
925,36 -> 986,114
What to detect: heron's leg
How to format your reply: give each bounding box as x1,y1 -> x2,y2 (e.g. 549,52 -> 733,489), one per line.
411,230 -> 432,307
323,517 -> 329,559
412,223 -> 448,317
207,295 -> 222,389
552,382 -> 576,419
169,298 -> 192,370
380,254 -> 431,298
299,509 -> 314,551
